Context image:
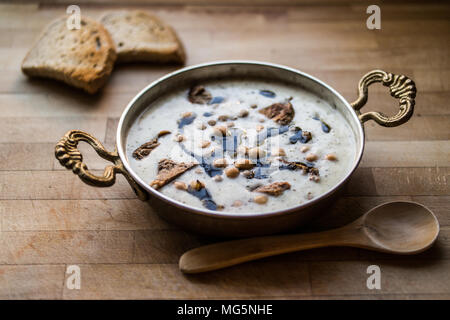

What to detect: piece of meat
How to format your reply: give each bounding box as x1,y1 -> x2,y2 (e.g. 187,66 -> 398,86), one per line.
259,101 -> 295,125
132,139 -> 160,160
150,159 -> 197,189
254,181 -> 291,196
132,130 -> 171,160
188,85 -> 212,104
280,159 -> 319,176
157,130 -> 171,138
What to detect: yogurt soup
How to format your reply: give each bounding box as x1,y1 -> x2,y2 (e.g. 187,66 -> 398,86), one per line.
126,79 -> 356,213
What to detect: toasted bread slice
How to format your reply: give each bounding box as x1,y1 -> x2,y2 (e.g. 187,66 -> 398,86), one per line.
22,16 -> 116,94
100,10 -> 185,64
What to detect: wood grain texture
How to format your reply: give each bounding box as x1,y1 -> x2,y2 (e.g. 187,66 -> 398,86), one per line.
0,199 -> 173,231
361,141 -> 450,168
0,231 -> 135,264
346,167 -> 449,196
309,259 -> 450,296
0,171 -> 136,199
0,264 -> 65,299
0,117 -> 107,143
0,1 -> 448,299
62,262 -> 311,299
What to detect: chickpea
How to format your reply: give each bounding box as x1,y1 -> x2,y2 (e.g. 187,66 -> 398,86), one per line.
190,180 -> 205,190
173,134 -> 185,142
232,200 -> 243,207
242,170 -> 254,179
325,154 -> 338,161
213,158 -> 228,168
306,153 -> 318,162
238,109 -> 249,118
301,146 -> 310,153
237,145 -> 249,156
200,140 -> 211,148
173,181 -> 187,190
225,167 -> 240,178
254,195 -> 268,204
271,148 -> 286,157
212,126 -> 228,137
235,159 -> 255,170
248,147 -> 266,159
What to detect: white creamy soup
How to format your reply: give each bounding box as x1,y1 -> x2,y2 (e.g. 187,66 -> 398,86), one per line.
126,79 -> 356,214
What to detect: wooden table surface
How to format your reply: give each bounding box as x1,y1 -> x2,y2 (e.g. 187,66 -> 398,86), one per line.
0,1 -> 449,299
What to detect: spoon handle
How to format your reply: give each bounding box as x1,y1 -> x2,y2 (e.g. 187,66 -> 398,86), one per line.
179,228 -> 357,273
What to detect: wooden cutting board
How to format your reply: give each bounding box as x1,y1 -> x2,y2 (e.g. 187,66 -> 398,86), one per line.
0,1 -> 449,299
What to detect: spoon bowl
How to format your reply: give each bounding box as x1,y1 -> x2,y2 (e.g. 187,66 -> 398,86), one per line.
179,201 -> 440,274
361,201 -> 439,254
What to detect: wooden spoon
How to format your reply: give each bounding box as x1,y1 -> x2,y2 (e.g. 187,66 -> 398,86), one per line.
179,201 -> 439,274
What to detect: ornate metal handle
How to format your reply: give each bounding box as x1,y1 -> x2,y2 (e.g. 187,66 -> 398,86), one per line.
55,130 -> 148,200
351,70 -> 416,127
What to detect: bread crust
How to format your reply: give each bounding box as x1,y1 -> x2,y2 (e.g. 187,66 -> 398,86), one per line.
100,10 -> 185,64
21,16 -> 117,94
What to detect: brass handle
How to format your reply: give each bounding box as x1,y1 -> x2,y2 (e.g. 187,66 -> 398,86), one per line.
351,70 -> 416,127
55,130 -> 148,200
